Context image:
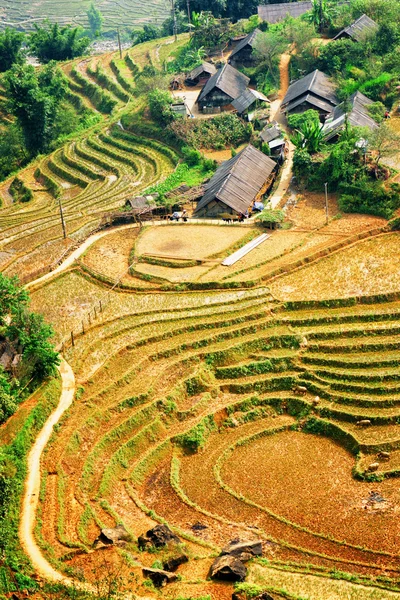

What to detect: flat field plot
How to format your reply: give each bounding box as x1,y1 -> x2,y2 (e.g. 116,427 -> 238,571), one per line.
271,233 -> 400,300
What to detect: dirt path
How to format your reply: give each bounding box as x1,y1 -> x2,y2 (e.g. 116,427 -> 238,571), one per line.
19,359 -> 76,584
269,53 -> 295,209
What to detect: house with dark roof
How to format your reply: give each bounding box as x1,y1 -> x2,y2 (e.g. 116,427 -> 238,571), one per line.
258,1 -> 312,23
260,123 -> 286,158
195,144 -> 277,218
196,63 -> 250,113
229,28 -> 261,68
185,62 -> 217,86
281,69 -> 339,118
322,91 -> 379,141
232,88 -> 270,118
333,14 -> 378,42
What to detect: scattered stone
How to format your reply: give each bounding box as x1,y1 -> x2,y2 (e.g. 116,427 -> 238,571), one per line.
367,462 -> 379,472
94,524 -> 131,548
138,524 -> 181,549
210,555 -> 247,582
142,567 -> 177,587
191,522 -> 207,532
356,419 -> 371,427
221,539 -> 263,561
292,384 -> 307,395
312,396 -> 320,406
377,451 -> 390,461
163,553 -> 189,572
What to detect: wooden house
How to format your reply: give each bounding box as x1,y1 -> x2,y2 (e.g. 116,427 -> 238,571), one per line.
185,62 -> 217,86
196,63 -> 250,113
281,69 -> 338,118
333,14 -> 378,42
322,91 -> 379,141
260,123 -> 286,159
232,88 -> 270,119
229,28 -> 261,68
195,144 -> 277,218
258,2 -> 312,23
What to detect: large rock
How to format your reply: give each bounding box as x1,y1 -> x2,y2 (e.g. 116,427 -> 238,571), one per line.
138,524 -> 181,549
163,553 -> 189,572
221,539 -> 263,561
210,555 -> 247,582
94,524 -> 131,547
142,567 -> 178,587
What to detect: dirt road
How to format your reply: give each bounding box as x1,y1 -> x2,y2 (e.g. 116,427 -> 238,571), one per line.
19,359 -> 76,584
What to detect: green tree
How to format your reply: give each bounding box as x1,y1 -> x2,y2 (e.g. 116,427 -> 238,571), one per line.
87,2 -> 104,38
306,0 -> 335,33
0,28 -> 25,73
291,120 -> 324,153
177,0 -> 226,18
0,124 -> 28,180
190,11 -> 231,50
0,273 -> 28,326
5,62 -> 68,154
252,30 -> 287,85
28,21 -> 90,63
148,89 -> 176,125
367,123 -> 400,168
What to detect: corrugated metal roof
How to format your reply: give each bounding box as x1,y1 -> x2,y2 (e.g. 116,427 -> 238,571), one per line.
282,70 -> 338,109
197,63 -> 250,104
232,88 -> 270,113
322,91 -> 379,140
229,28 -> 261,58
187,61 -> 217,80
258,2 -> 312,23
333,14 -> 378,41
285,93 -> 337,114
260,124 -> 282,143
196,144 -> 276,215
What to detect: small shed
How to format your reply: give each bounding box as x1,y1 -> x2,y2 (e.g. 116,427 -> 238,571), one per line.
322,91 -> 379,141
260,123 -> 286,157
196,63 -> 250,113
228,28 -> 261,68
232,88 -> 270,119
333,14 -> 378,42
281,69 -> 338,118
185,62 -> 217,86
195,144 -> 277,218
171,102 -> 188,118
258,2 -> 312,23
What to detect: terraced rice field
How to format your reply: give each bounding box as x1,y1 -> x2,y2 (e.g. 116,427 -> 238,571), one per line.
27,258 -> 400,596
0,0 -> 169,32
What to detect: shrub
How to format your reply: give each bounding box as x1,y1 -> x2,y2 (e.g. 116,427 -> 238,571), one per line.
169,113 -> 251,150
174,416 -> 216,453
9,177 -> 33,203
181,145 -> 202,166
148,89 -> 176,126
287,109 -> 320,130
338,181 -> 400,219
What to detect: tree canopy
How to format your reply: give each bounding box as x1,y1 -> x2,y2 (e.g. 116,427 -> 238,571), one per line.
29,21 -> 90,63
0,28 -> 25,73
87,2 -> 104,38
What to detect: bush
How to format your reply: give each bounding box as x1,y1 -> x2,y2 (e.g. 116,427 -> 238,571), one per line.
169,113 -> 251,150
9,177 -> 33,203
287,109 -> 320,130
148,89 -> 176,126
174,416 -> 216,453
181,146 -> 202,166
338,181 -> 400,219
367,101 -> 386,123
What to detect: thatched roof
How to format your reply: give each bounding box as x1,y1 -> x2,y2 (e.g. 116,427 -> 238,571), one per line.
258,2 -> 312,23
333,14 -> 378,41
282,69 -> 338,111
187,61 -> 217,81
196,144 -> 276,215
197,63 -> 250,104
322,91 -> 379,140
232,88 -> 270,113
229,28 -> 261,59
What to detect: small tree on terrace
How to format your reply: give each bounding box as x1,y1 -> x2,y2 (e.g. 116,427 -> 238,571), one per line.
252,30 -> 287,86
367,123 -> 400,168
29,20 -> 90,63
87,2 -> 104,38
0,28 -> 25,73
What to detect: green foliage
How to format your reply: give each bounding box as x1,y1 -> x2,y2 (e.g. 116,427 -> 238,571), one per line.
292,148 -> 313,180
132,24 -> 160,46
145,161 -> 215,200
0,28 -> 25,73
0,274 -> 28,326
256,209 -> 285,225
0,124 -> 28,182
5,62 -> 68,154
71,66 -> 117,114
287,110 -> 320,131
190,11 -> 231,50
291,120 -> 324,153
87,2 -> 104,38
148,89 -> 176,126
29,20 -> 90,63
9,177 -> 33,203
174,415 -> 216,452
338,181 -> 400,219
367,101 -> 386,123
181,146 -> 202,166
170,113 -> 251,150
252,29 -> 287,88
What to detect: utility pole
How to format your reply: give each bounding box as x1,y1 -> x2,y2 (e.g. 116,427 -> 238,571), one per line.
58,197 -> 67,239
319,0 -> 323,33
117,28 -> 122,59
186,0 -> 192,37
171,0 -> 178,42
324,182 -> 328,225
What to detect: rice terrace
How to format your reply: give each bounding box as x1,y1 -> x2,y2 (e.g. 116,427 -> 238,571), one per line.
1,1 -> 400,600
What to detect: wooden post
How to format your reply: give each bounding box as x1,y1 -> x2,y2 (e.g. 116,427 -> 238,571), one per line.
99,300 -> 103,313
88,312 -> 92,326
94,306 -> 97,319
71,331 -> 75,347
82,321 -> 85,334
58,197 -> 67,239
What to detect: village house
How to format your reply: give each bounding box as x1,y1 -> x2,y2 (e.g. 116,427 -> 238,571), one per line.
322,91 -> 379,141
258,1 -> 312,24
228,28 -> 261,68
281,69 -> 338,118
195,144 -> 277,218
232,88 -> 270,120
196,63 -> 250,114
259,123 -> 286,160
333,14 -> 378,42
185,62 -> 217,86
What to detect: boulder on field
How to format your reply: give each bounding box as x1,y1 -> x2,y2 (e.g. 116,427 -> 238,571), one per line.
210,555 -> 247,582
142,567 -> 177,587
221,539 -> 263,561
356,419 -> 371,427
138,524 -> 181,549
377,451 -> 390,461
94,524 -> 131,548
367,462 -> 379,472
163,553 -> 189,571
